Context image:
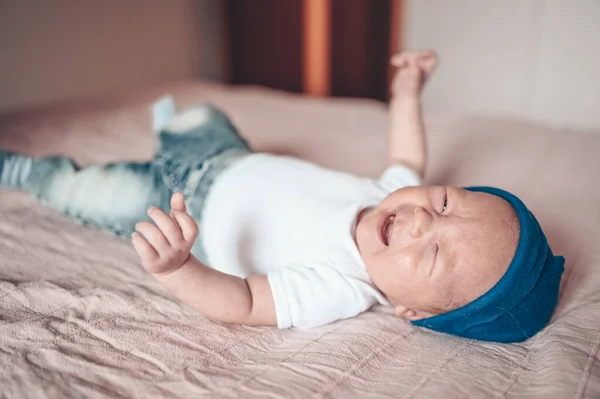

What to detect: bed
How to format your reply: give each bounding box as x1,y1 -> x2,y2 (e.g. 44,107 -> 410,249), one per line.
1,81 -> 599,398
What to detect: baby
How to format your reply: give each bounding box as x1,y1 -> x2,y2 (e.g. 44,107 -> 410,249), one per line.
0,50 -> 564,342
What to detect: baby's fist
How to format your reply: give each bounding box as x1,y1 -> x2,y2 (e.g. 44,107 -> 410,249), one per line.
390,50 -> 437,98
131,193 -> 199,275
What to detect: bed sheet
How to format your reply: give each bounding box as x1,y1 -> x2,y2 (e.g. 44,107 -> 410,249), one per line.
1,81 -> 599,398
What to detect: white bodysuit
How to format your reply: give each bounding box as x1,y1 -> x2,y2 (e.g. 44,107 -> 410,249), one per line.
201,153 -> 421,328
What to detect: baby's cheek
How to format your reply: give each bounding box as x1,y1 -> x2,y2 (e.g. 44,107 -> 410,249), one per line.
391,243 -> 420,268
380,252 -> 415,292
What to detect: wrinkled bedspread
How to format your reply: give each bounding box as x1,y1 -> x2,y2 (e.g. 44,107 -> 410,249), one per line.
1,81 -> 599,398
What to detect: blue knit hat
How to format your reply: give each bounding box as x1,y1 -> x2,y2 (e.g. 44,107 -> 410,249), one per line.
411,187 -> 565,343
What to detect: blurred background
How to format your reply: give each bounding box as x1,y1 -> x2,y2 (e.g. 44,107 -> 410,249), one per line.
0,0 -> 599,131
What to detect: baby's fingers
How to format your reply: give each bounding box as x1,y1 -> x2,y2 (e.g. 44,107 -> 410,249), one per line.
132,232 -> 159,262
148,207 -> 182,244
418,51 -> 437,75
172,211 -> 199,243
135,221 -> 170,252
170,192 -> 187,215
391,53 -> 409,68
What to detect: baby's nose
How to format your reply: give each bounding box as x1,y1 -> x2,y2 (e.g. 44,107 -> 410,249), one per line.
410,206 -> 433,238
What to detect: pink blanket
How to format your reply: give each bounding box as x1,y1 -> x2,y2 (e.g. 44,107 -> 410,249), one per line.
1,81 -> 599,398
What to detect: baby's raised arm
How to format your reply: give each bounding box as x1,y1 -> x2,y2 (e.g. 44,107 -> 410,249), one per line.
388,50 -> 437,178
132,193 -> 277,326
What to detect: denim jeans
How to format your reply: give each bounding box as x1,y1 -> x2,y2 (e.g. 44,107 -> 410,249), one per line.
3,105 -> 251,263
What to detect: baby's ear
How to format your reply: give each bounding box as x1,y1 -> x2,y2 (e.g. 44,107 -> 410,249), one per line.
394,305 -> 435,321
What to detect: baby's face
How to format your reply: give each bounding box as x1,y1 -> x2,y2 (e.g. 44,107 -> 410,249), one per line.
355,186 -> 519,320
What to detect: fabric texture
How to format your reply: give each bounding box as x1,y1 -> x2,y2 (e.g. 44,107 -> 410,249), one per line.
0,81 -> 599,398
412,186 -> 565,343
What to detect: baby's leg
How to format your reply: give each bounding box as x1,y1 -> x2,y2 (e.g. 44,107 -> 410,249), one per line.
0,149 -> 168,237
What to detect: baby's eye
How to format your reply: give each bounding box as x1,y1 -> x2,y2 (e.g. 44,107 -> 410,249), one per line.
442,192 -> 448,213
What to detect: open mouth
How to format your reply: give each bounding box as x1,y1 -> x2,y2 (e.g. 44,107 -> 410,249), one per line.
381,215 -> 395,246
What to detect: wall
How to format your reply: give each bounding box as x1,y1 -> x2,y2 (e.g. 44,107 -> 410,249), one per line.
405,0 -> 600,131
0,0 -> 224,111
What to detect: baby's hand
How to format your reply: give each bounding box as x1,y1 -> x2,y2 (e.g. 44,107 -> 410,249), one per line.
131,192 -> 199,275
390,50 -> 437,98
